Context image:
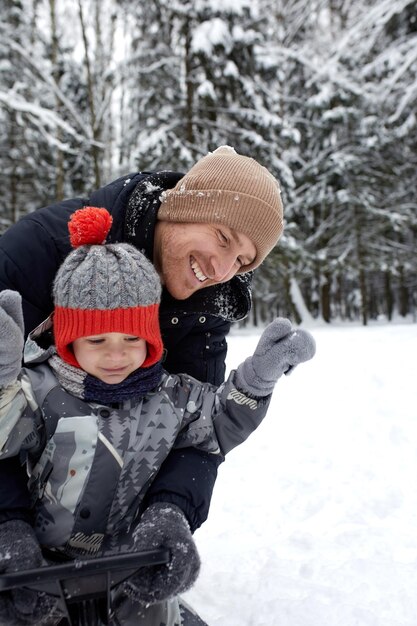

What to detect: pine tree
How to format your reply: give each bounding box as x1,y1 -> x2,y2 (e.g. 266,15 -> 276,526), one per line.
0,0 -> 44,229
278,0 -> 417,322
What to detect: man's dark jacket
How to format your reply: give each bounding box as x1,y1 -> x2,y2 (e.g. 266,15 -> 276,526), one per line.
0,171 -> 252,532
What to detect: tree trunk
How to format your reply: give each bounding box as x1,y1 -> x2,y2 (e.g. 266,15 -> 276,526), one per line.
9,116 -> 19,225
252,298 -> 258,327
77,0 -> 101,188
290,277 -> 315,324
354,207 -> 368,325
358,266 -> 368,325
184,21 -> 194,146
384,270 -> 393,321
321,271 -> 331,322
48,0 -> 64,200
398,266 -> 409,317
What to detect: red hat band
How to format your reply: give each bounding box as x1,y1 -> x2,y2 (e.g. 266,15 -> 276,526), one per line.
54,304 -> 163,369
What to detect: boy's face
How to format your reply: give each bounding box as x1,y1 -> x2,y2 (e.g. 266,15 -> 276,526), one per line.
72,332 -> 147,384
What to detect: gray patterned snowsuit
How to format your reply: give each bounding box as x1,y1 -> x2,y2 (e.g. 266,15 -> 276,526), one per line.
0,329 -> 270,625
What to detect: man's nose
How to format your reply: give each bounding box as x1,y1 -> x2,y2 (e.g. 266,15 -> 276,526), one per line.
210,253 -> 238,282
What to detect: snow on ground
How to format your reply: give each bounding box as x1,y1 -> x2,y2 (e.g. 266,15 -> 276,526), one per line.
184,321 -> 417,626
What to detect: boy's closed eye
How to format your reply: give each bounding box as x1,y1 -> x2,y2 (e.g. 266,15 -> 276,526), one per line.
85,336 -> 142,345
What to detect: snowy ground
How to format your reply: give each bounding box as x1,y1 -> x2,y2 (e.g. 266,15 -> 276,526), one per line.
184,320 -> 417,626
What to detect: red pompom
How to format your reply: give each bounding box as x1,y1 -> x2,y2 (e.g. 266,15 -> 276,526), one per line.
68,206 -> 113,248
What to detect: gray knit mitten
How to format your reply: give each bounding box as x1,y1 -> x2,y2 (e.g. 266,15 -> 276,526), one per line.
124,504 -> 200,605
0,520 -> 62,625
235,318 -> 316,397
0,290 -> 24,387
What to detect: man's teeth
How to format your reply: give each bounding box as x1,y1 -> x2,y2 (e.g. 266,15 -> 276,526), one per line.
191,259 -> 208,282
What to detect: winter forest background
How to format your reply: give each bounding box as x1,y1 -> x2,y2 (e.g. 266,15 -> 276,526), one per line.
0,0 -> 416,326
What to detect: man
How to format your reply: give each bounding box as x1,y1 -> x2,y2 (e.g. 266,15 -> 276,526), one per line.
0,146 -> 283,537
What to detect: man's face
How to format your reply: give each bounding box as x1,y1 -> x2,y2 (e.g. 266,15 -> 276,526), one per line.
153,222 -> 256,300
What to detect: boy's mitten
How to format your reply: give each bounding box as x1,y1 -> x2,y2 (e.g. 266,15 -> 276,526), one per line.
124,503 -> 200,605
0,290 -> 24,387
0,520 -> 62,625
235,318 -> 316,397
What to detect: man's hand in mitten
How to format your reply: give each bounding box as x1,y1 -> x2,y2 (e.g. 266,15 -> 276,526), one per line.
0,520 -> 62,625
0,290 -> 24,387
124,504 -> 200,605
235,318 -> 316,397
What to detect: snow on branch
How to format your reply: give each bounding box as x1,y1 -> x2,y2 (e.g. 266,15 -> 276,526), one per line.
0,91 -> 88,148
1,32 -> 89,135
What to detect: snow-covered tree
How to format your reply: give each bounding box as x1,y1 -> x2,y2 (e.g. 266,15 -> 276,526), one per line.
117,0 -> 297,177
0,0 -> 47,229
1,0 -> 415,322
278,0 -> 417,322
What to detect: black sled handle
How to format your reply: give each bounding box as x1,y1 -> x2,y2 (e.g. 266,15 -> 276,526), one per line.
0,548 -> 170,593
0,549 -> 170,626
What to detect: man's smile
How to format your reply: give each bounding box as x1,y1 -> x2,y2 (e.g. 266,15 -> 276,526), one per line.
190,257 -> 208,282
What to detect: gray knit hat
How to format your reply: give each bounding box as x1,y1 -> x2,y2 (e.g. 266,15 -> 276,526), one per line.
53,206 -> 163,368
159,146 -> 284,271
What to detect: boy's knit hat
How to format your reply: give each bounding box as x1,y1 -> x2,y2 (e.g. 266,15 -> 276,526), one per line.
159,145 -> 284,271
53,206 -> 163,369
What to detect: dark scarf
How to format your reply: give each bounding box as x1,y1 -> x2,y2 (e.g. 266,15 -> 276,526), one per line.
49,354 -> 163,404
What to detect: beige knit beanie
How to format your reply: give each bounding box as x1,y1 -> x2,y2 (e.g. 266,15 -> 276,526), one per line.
158,146 -> 284,271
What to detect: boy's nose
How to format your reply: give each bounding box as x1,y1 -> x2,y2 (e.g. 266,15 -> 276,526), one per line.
107,345 -> 126,359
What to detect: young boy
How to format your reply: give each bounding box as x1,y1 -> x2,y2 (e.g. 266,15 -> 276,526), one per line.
0,207 -> 315,626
